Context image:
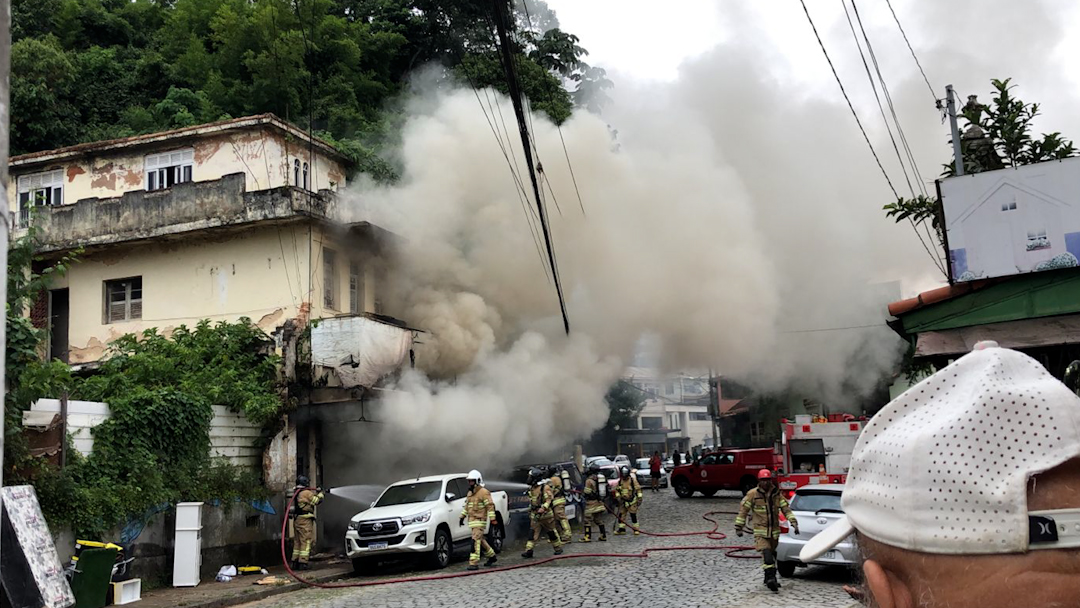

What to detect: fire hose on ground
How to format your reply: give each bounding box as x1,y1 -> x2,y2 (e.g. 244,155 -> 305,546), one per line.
280,488 -> 759,590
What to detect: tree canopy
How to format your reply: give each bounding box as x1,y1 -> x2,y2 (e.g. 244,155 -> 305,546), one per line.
12,0 -> 612,179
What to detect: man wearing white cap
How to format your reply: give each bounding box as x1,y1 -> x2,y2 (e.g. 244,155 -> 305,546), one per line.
799,341 -> 1080,607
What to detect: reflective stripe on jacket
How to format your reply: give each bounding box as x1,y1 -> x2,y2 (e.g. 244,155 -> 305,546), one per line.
461,486 -> 496,527
735,487 -> 796,539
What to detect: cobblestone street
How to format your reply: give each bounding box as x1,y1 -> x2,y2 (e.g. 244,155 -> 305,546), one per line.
238,489 -> 857,608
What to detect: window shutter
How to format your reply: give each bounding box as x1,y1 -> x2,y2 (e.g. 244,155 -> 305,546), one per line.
109,300 -> 128,323
129,298 -> 142,320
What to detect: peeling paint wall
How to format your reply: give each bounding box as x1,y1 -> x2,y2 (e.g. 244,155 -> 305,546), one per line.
58,224 -> 314,364
9,127 -> 348,214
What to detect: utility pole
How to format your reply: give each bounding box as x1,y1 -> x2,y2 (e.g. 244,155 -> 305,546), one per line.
491,0 -> 570,335
0,0 -> 12,586
946,84 -> 964,176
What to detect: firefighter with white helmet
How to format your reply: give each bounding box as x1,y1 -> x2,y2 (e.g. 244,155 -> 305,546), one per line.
734,468 -> 798,592
459,469 -> 498,570
579,462 -> 609,542
613,464 -> 643,535
522,467 -> 563,558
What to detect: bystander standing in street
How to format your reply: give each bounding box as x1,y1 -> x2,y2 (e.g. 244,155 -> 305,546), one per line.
801,341 -> 1080,608
673,451 -> 681,468
649,451 -> 662,492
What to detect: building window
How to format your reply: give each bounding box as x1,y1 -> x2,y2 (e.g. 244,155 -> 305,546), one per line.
303,162 -> 310,190
668,413 -> 681,430
1001,197 -> 1018,212
641,417 -> 663,430
104,277 -> 142,323
690,412 -> 711,421
349,261 -> 363,314
17,170 -> 64,226
294,159 -> 301,187
665,382 -> 675,395
1027,229 -> 1050,251
323,248 -> 337,309
146,148 -> 193,191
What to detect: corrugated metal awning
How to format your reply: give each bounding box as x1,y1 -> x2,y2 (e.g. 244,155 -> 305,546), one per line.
915,314 -> 1080,357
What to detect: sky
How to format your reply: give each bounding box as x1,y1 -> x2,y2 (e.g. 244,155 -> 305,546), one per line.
544,0 -> 1080,296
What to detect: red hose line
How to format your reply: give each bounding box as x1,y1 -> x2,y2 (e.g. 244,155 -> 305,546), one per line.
280,489 -> 758,590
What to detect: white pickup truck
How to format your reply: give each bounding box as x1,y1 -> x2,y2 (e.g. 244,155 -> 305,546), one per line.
345,474 -> 511,573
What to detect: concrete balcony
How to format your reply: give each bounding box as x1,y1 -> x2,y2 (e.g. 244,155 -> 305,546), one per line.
16,173 -> 337,253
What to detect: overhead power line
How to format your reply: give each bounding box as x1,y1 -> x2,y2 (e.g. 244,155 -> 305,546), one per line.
841,0 -> 915,198
884,0 -> 937,104
798,0 -> 898,200
850,0 -> 947,277
492,0 -> 571,335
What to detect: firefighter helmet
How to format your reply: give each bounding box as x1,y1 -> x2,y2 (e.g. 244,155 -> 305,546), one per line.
467,469 -> 483,485
528,467 -> 544,485
296,475 -> 310,487
620,465 -> 630,478
757,469 -> 773,480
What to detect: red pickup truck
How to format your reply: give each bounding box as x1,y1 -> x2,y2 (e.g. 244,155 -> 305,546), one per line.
670,448 -> 776,497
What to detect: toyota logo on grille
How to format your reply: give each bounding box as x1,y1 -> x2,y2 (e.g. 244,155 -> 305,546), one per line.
372,522 -> 383,532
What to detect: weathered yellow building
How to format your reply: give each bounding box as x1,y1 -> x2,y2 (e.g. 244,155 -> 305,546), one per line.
9,114 -> 394,366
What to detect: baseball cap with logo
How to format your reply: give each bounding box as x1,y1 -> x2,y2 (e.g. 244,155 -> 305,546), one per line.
801,341 -> 1080,562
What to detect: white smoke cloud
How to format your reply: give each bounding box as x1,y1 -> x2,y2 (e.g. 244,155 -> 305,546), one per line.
335,0 -> 1080,467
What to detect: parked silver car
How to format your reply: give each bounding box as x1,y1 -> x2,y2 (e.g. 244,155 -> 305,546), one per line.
776,484 -> 856,577
634,457 -> 668,488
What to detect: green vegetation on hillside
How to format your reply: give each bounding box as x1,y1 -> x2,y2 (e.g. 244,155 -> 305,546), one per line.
12,0 -> 612,180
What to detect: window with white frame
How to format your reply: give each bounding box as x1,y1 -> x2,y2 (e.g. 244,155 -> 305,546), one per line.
104,277 -> 142,323
1027,228 -> 1050,251
17,170 -> 64,226
303,162 -> 310,190
145,148 -> 193,191
294,159 -> 301,187
1001,198 -> 1018,212
668,413 -> 681,430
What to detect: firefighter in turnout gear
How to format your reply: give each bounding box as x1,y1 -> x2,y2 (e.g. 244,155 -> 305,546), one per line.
290,475 -> 325,570
459,469 -> 498,570
614,465 -> 643,535
579,463 -> 609,542
522,468 -> 564,558
549,469 -> 573,543
734,469 -> 798,592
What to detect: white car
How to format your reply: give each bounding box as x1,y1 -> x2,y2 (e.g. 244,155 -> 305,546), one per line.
635,457 -> 668,488
612,455 -> 632,468
345,474 -> 510,574
776,484 -> 857,577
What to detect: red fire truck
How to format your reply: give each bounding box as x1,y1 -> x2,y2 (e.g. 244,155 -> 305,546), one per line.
775,414 -> 865,496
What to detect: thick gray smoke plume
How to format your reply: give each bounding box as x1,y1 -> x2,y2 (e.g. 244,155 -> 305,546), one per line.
338,0 -> 1080,470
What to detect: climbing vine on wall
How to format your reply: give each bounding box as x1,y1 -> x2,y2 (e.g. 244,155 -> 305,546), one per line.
5,232 -> 284,536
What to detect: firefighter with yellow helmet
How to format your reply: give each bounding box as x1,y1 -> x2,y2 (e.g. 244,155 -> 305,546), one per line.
548,468 -> 573,543
613,464 -> 643,535
579,462 -> 609,542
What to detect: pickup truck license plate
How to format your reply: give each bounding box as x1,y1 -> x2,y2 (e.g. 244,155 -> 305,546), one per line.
369,542 -> 388,550
824,550 -> 838,560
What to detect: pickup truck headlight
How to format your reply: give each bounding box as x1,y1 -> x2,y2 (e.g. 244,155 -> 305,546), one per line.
348,520 -> 360,531
401,510 -> 431,526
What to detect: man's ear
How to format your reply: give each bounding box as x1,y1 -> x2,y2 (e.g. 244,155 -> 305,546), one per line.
863,559 -> 914,608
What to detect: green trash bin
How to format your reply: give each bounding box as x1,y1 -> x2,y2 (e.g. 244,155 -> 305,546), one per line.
70,547 -> 118,608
